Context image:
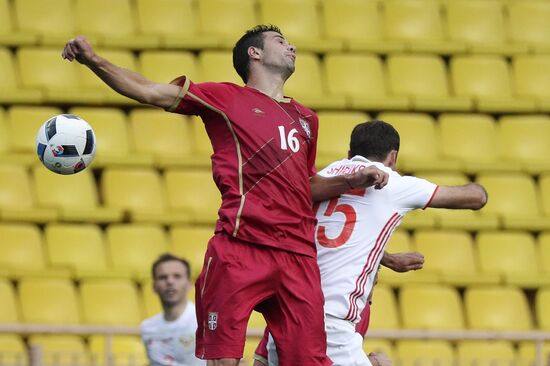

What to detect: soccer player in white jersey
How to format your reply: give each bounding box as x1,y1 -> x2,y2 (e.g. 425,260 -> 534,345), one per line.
256,120 -> 488,366
141,254 -> 205,366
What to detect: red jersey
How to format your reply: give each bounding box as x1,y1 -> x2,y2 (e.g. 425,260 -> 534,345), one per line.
168,77 -> 319,257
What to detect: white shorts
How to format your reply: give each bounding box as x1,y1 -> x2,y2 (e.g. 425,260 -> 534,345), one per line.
267,316 -> 372,366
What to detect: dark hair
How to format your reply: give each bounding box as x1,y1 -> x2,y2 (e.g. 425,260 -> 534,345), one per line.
349,120 -> 400,161
233,24 -> 283,83
151,253 -> 191,280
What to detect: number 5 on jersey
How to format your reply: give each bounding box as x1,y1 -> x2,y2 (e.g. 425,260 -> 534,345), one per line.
278,125 -> 300,152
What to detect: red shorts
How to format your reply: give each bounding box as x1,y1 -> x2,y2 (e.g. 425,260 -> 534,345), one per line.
195,232 -> 331,365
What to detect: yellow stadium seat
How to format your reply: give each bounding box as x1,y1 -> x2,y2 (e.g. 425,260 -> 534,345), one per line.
170,226 -> 213,279
284,52 -> 346,109
363,339 -> 395,360
395,340 -> 454,366
477,231 -> 549,288
80,279 -> 142,325
368,285 -> 399,330
540,232 -> 550,275
164,169 -> 221,224
456,340 -> 517,366
387,54 -> 471,112
14,0 -> 75,46
29,335 -> 90,366
323,53 -> 409,111
498,115 -> 550,174
315,111 -> 369,167
141,279 -> 161,317
536,287 -> 550,330
465,286 -> 533,330
129,108 -> 193,167
7,106 -> 62,154
16,47 -> 103,103
513,55 -> 550,112
139,50 -> 200,84
0,279 -> 19,322
19,277 -> 80,324
450,55 -> 536,113
399,284 -> 464,330
0,165 -> 57,223
187,116 -> 213,167
385,230 -> 412,254
477,173 -> 548,230
0,0 -> 35,46
377,112 -> 461,172
508,0 -> 550,53
258,0 -> 342,52
382,0 -> 463,54
106,224 -> 169,279
32,165 -> 123,223
135,0 -> 218,49
248,311 -> 267,330
243,336 -> 263,366
322,0 -> 404,53
446,0 -> 527,55
0,335 -> 28,366
517,341 -> 550,366
0,223 -> 46,275
196,0 -> 257,48
74,0 -> 158,49
89,335 -> 147,366
198,50 -> 242,84
0,47 -> 42,103
68,107 -> 152,167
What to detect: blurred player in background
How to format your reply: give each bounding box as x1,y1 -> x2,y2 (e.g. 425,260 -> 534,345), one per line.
141,254 -> 205,366
62,25 -> 388,366
253,120 -> 488,366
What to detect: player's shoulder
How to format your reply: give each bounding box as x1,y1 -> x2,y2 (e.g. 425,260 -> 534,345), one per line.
140,313 -> 163,330
289,99 -> 317,118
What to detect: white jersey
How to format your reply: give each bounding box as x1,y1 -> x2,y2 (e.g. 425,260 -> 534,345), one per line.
316,156 -> 437,324
141,302 -> 205,366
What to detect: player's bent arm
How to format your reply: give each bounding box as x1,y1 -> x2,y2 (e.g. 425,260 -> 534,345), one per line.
428,183 -> 488,210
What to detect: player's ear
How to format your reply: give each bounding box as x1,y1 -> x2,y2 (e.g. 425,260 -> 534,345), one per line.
388,150 -> 398,167
248,46 -> 262,60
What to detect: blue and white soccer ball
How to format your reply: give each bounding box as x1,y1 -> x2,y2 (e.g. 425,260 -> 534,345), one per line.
36,114 -> 96,175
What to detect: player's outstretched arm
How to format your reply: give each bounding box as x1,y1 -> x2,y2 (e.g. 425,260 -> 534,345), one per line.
62,36 -> 180,109
428,183 -> 488,210
310,165 -> 389,202
381,251 -> 424,273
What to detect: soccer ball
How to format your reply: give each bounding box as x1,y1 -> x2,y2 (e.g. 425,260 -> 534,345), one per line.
36,114 -> 96,175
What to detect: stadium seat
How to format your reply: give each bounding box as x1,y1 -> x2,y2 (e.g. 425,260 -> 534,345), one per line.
323,53 -> 409,111
163,169 -> 221,224
0,47 -> 42,103
68,107 -> 152,167
0,223 -> 48,276
258,0 -> 342,52
88,335 -> 147,366
141,278 -> 161,317
187,115 -> 214,167
517,342 -> 550,366
169,226 -> 213,279
243,336 -> 263,366
477,173 -> 549,230
135,0 -> 218,49
395,340 -> 454,366
0,165 -> 57,222
7,105 -> 62,154
498,115 -> 550,174
387,54 -> 471,112
382,0 -> 463,54
198,50 -> 242,84
456,340 -> 518,366
464,286 -> 533,330
80,279 -> 142,325
445,0 -> 527,55
0,279 -> 19,322
74,0 -> 158,49
28,335 -> 90,366
377,112 -> 460,172
32,165 -> 123,223
322,0 -> 404,53
284,52 -> 346,109
139,50 -> 200,84
129,108 -> 193,167
106,224 -> 169,279
363,339 -> 395,361
315,111 -> 369,167
368,285 -> 400,330
399,284 -> 464,330
248,310 -> 267,330
196,0 -> 257,48
477,231 -> 547,288
508,0 -> 550,53
19,277 -> 80,324
513,55 -> 550,112
0,0 -> 35,46
536,287 -> 550,330
0,335 -> 28,366
385,230 -> 412,254
540,232 -> 550,275
450,55 -> 536,113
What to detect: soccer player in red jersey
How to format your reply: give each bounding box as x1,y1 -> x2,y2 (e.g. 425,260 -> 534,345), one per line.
62,25 -> 389,366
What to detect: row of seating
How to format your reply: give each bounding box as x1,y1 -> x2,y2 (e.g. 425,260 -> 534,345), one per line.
3,47 -> 550,112
2,0 -> 550,55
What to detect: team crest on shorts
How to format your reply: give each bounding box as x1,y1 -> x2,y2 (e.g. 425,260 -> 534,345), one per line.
299,118 -> 311,139
208,312 -> 218,330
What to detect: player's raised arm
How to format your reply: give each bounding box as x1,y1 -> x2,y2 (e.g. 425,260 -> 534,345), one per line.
427,183 -> 488,210
62,36 -> 181,109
